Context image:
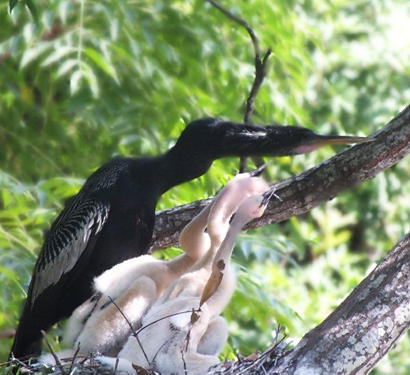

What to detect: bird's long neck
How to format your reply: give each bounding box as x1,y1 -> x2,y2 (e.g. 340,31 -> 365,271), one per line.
167,205 -> 212,274
154,122 -> 286,194
151,118 -> 370,194
211,217 -> 246,272
190,239 -> 224,272
155,149 -> 213,194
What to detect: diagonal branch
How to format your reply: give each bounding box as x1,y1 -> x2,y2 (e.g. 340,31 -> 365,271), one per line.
150,105 -> 410,252
269,231 -> 410,374
205,231 -> 410,374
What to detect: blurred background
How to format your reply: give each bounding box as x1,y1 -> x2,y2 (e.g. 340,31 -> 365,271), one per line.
0,0 -> 409,373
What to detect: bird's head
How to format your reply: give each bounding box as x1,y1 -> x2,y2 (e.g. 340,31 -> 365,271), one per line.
266,125 -> 373,156
161,118 -> 373,192
172,119 -> 373,159
171,118 -> 222,156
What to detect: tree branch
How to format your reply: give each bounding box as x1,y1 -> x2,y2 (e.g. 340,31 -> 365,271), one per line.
270,231 -> 410,374
206,231 -> 410,374
205,0 -> 272,171
150,105 -> 410,252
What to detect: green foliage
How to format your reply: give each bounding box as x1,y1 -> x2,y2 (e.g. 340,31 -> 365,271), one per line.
0,0 -> 409,373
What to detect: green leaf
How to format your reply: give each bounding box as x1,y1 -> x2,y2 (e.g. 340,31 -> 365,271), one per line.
9,0 -> 18,13
56,59 -> 78,78
82,63 -> 99,97
41,46 -> 76,67
24,0 -> 38,19
84,47 -> 119,83
20,42 -> 52,68
70,69 -> 84,95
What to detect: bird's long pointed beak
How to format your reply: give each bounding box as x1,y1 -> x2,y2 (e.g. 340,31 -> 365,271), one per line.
314,135 -> 375,146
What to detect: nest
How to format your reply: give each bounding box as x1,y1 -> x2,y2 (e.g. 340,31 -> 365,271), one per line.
3,329 -> 290,375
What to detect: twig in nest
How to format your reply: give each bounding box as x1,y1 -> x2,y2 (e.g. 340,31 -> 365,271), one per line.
205,0 -> 272,171
114,357 -> 119,374
181,347 -> 188,375
207,325 -> 290,374
41,330 -> 68,375
108,295 -> 202,371
107,295 -> 150,367
4,355 -> 32,373
68,342 -> 81,374
135,308 -> 201,336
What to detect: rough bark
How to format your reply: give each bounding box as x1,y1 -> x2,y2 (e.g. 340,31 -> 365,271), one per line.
151,105 -> 410,252
267,232 -> 410,374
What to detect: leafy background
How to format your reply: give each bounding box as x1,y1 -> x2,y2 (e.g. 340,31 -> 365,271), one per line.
0,0 -> 409,373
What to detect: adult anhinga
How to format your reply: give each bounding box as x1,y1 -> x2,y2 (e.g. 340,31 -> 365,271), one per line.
10,117 -> 371,360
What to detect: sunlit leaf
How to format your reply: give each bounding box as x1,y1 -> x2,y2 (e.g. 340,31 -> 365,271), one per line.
69,69 -> 84,95
58,1 -> 72,24
9,0 -> 18,13
20,42 -> 52,68
56,58 -> 78,77
82,63 -> 100,97
84,47 -> 119,83
41,46 -> 76,67
24,0 -> 38,19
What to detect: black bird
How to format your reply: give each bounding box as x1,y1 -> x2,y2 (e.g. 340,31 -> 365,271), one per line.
10,118 -> 371,360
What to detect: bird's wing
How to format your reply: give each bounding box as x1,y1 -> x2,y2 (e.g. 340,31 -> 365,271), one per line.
29,197 -> 110,306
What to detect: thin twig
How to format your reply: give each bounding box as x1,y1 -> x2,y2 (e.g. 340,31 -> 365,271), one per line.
68,342 -> 81,374
114,357 -> 119,374
205,0 -> 272,171
205,0 -> 261,58
151,339 -> 171,365
41,330 -> 68,375
205,0 -> 271,122
244,48 -> 272,124
108,296 -> 202,370
135,309 -> 201,336
5,355 -> 32,372
107,296 -> 150,367
181,348 -> 188,375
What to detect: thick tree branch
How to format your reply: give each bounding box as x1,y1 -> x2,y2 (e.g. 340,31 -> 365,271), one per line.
270,232 -> 410,374
206,231 -> 410,374
150,105 -> 410,252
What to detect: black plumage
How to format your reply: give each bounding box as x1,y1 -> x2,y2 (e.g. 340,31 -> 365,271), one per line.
10,118 -> 370,360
